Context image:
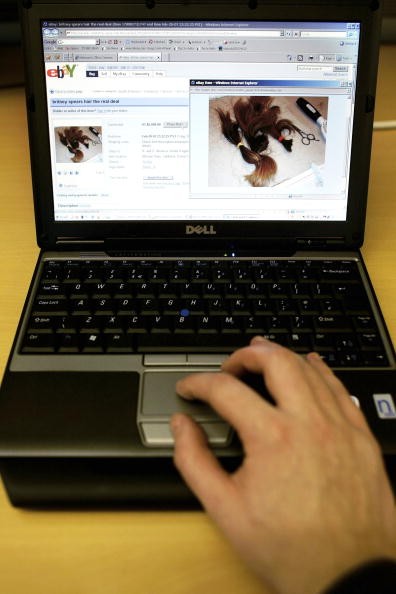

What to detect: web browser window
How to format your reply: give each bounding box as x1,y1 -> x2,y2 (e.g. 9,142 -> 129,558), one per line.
41,20 -> 360,222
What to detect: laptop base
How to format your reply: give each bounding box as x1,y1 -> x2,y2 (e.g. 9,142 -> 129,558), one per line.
1,455 -> 396,509
1,367 -> 396,508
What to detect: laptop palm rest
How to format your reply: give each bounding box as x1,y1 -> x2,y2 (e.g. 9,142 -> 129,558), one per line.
138,371 -> 233,448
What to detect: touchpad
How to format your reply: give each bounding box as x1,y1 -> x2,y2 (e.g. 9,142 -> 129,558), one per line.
138,371 -> 232,448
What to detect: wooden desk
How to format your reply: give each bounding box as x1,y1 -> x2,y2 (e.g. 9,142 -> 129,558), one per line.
0,46 -> 395,594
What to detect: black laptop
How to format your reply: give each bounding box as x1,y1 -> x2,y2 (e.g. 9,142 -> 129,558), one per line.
0,0 -> 395,507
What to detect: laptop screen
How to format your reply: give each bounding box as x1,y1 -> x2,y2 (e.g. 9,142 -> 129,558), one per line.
41,20 -> 360,224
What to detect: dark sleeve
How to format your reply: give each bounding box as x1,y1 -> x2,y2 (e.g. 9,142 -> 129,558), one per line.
323,559 -> 396,594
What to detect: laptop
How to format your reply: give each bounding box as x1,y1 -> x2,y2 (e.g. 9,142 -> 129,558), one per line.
0,0 -> 395,507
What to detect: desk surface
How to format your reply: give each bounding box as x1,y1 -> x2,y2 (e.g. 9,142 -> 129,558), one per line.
0,45 -> 395,594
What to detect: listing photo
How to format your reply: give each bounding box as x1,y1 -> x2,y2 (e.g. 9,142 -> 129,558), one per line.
54,126 -> 103,164
208,95 -> 328,188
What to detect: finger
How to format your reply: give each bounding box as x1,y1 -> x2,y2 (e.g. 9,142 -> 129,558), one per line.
222,340 -> 323,419
170,413 -> 238,522
306,352 -> 372,432
176,371 -> 277,444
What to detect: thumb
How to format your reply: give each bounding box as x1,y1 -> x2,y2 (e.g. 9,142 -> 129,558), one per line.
171,413 -> 237,521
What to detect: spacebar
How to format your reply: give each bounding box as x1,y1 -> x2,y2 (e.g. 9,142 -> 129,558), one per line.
137,333 -> 248,352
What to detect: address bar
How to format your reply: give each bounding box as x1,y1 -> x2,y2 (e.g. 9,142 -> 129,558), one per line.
65,29 -> 282,37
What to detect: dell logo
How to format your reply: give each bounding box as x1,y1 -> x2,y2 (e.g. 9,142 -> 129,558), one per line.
185,225 -> 217,236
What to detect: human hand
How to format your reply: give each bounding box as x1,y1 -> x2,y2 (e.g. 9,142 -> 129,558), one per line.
171,337 -> 396,594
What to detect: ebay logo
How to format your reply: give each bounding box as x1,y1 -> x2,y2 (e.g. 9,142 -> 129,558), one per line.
47,64 -> 76,78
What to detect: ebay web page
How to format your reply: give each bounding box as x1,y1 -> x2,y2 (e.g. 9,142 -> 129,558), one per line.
42,20 -> 360,222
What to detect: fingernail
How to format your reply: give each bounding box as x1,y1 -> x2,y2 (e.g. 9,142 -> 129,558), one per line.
307,351 -> 322,362
250,335 -> 268,344
170,414 -> 184,437
175,378 -> 187,395
175,379 -> 195,400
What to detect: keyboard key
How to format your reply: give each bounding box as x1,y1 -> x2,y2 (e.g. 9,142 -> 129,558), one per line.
126,315 -> 148,333
81,266 -> 101,283
299,299 -> 320,314
148,315 -> 172,334
312,283 -> 333,298
320,299 -> 343,314
244,316 -> 267,334
354,315 -> 376,330
231,299 -> 251,315
317,351 -> 339,366
74,315 -> 101,333
359,333 -> 382,348
197,315 -> 219,334
288,333 -> 312,350
90,282 -> 111,297
269,283 -> 289,297
28,316 -> 53,332
276,299 -> 297,314
333,283 -> 365,298
291,315 -> 313,331
184,298 -> 205,315
58,333 -> 80,353
68,283 -> 89,298
54,316 -> 75,333
320,262 -> 359,281
106,333 -> 133,353
22,333 -> 55,353
361,351 -> 388,366
81,333 -> 104,353
33,298 -> 68,315
116,298 -> 138,315
314,315 -> 352,331
290,283 -> 311,298
313,333 -> 334,348
208,298 -> 228,314
41,261 -> 61,281
140,298 -> 161,315
252,298 -> 274,314
37,283 -> 64,297
268,315 -> 289,331
174,315 -> 195,334
338,353 -> 360,366
103,315 -> 124,333
70,298 -> 91,314
344,298 -> 371,313
137,333 -> 247,353
220,315 -> 242,334
335,336 -> 357,351
92,298 -> 115,315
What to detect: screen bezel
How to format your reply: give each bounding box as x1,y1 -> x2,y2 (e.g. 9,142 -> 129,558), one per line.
20,0 -> 381,250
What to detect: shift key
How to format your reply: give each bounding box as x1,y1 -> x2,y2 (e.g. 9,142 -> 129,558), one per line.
314,315 -> 352,331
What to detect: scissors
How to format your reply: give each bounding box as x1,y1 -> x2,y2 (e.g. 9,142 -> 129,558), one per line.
295,127 -> 320,146
296,97 -> 327,140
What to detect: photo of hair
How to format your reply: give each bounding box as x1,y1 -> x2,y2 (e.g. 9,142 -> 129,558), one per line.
209,96 -> 328,188
55,126 -> 103,164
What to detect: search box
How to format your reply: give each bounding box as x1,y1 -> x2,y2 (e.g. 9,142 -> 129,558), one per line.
301,31 -> 347,38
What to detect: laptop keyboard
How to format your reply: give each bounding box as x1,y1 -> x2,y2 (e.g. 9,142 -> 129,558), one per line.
21,258 -> 390,367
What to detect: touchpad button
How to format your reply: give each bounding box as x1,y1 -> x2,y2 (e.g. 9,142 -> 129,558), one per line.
138,371 -> 232,448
